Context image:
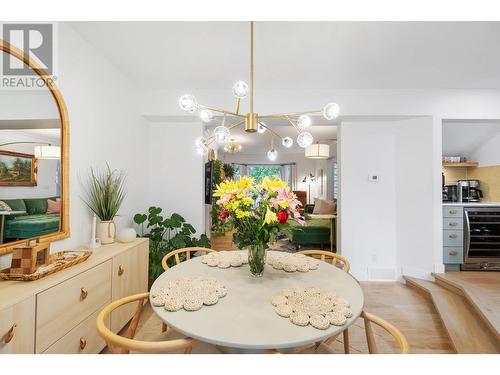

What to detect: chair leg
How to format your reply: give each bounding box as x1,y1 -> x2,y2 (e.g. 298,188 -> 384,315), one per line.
364,319 -> 378,354
125,299 -> 145,340
343,329 -> 350,354
184,345 -> 193,354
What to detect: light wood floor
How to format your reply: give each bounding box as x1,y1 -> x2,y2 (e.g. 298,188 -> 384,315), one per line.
433,272 -> 500,339
106,282 -> 453,354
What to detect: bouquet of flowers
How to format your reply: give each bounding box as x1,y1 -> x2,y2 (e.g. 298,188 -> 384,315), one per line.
213,176 -> 304,276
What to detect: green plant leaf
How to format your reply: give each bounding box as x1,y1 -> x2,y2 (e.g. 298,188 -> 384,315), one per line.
133,213 -> 147,224
171,213 -> 185,223
182,223 -> 195,234
170,235 -> 186,249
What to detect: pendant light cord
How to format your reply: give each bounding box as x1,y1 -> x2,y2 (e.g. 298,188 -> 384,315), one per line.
250,21 -> 254,115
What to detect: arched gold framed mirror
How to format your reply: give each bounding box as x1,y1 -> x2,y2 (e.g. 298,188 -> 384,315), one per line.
0,40 -> 69,255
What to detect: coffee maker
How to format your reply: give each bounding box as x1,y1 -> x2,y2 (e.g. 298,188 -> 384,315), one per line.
443,184 -> 459,202
458,180 -> 483,202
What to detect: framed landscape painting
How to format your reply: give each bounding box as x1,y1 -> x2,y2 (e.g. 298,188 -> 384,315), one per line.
0,150 -> 37,186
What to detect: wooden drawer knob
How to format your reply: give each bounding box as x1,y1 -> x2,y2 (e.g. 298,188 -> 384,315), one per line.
449,234 -> 458,239
449,250 -> 458,256
449,222 -> 458,227
2,324 -> 16,344
118,265 -> 125,276
80,287 -> 88,301
79,337 -> 87,350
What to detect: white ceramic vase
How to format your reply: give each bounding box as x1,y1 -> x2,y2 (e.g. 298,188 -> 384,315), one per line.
117,227 -> 137,243
96,220 -> 116,245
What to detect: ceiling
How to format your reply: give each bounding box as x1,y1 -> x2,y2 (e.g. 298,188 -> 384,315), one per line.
442,120 -> 500,157
69,21 -> 500,90
0,129 -> 60,146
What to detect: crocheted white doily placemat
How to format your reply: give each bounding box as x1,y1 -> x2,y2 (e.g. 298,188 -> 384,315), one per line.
201,251 -> 248,268
271,287 -> 352,329
267,253 -> 320,273
151,276 -> 227,312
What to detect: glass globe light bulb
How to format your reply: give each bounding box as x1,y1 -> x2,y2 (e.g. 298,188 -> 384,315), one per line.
233,81 -> 248,99
297,115 -> 312,130
196,144 -> 208,156
282,137 -> 293,148
257,122 -> 267,134
322,102 -> 340,120
199,109 -> 213,123
267,148 -> 278,161
194,136 -> 207,147
214,126 -> 230,143
179,94 -> 198,113
297,132 -> 313,148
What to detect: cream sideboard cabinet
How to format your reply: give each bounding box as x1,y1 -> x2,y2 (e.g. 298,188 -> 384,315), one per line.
0,238 -> 149,354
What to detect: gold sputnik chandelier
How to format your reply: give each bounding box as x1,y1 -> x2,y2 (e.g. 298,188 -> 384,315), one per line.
178,21 -> 340,156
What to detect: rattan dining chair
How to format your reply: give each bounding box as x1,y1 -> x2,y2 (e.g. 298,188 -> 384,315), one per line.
161,247 -> 216,271
296,249 -> 351,353
96,292 -> 198,354
318,310 -> 410,354
296,249 -> 350,272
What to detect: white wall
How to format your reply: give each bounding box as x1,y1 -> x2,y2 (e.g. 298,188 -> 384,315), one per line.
469,132 -> 500,166
0,90 -> 59,120
54,23 -> 149,251
339,117 -> 435,281
145,121 -> 205,234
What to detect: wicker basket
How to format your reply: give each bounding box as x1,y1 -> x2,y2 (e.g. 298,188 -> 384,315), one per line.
0,250 -> 92,281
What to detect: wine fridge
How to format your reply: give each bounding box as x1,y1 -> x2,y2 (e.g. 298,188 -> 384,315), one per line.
463,207 -> 500,270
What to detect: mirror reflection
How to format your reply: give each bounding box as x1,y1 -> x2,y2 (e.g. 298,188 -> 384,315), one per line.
0,51 -> 61,245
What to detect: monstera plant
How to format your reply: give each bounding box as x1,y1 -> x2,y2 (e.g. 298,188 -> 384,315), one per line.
134,207 -> 210,281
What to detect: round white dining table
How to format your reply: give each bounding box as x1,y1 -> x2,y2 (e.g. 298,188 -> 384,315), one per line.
150,250 -> 364,351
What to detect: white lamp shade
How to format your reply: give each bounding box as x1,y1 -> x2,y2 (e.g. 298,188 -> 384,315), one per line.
34,145 -> 60,160
305,143 -> 330,159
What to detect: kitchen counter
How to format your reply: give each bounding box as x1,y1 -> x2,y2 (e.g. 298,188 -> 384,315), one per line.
443,202 -> 500,207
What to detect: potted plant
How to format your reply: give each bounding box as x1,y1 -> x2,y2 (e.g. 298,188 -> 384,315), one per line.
134,208 -> 210,285
83,164 -> 126,245
214,176 -> 304,277
210,161 -> 237,250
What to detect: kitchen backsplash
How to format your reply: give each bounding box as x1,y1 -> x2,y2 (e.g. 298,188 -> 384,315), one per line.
443,165 -> 500,202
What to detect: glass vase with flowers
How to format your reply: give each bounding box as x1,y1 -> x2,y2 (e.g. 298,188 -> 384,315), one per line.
214,176 -> 304,277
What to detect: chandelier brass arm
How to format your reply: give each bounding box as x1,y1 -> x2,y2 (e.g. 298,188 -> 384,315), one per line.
284,115 -> 300,133
198,104 -> 245,119
205,119 -> 246,146
258,122 -> 282,140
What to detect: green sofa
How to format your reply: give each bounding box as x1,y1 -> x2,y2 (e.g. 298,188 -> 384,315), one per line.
283,204 -> 336,250
1,197 -> 60,241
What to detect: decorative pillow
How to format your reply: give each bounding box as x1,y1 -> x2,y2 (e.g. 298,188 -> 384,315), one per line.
24,198 -> 49,215
0,200 -> 12,212
312,198 -> 337,215
2,199 -> 26,212
312,198 -> 323,214
47,199 -> 61,214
